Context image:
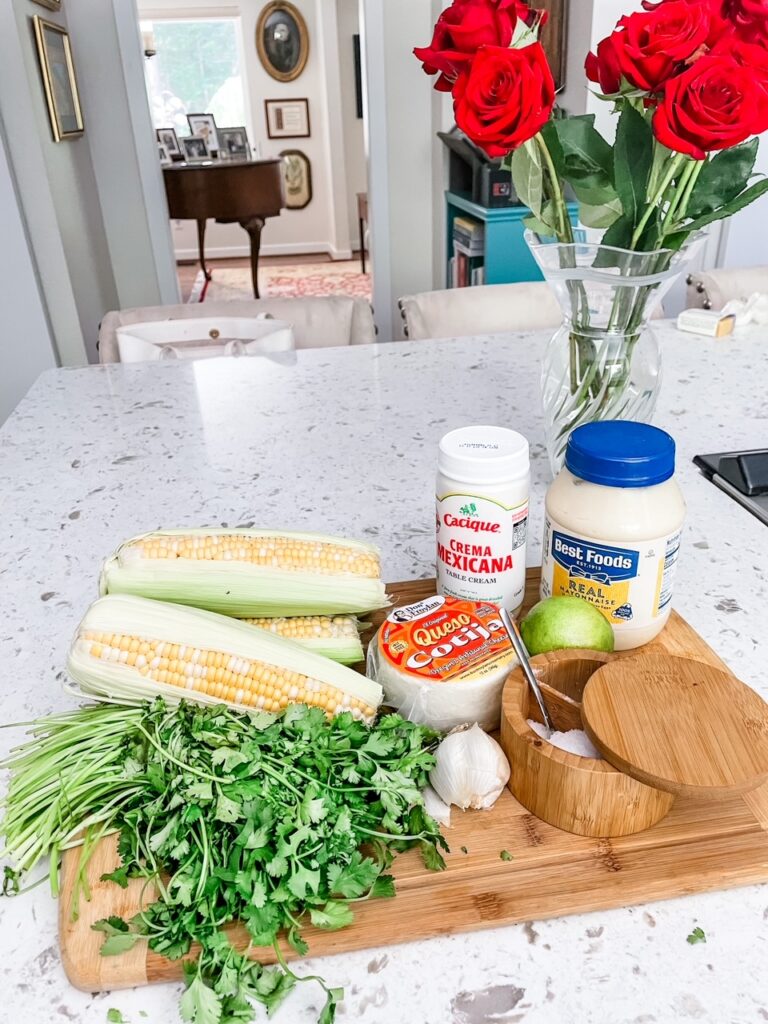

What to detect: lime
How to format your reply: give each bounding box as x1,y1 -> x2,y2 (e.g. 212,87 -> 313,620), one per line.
520,595 -> 615,655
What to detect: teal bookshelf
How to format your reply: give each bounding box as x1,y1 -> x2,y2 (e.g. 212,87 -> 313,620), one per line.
446,191 -> 580,287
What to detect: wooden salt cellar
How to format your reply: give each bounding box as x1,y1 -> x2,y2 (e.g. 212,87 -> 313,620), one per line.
500,650 -> 768,838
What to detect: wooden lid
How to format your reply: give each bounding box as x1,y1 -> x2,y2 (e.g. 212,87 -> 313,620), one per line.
582,655 -> 768,798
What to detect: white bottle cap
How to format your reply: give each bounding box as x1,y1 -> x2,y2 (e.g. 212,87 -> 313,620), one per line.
438,425 -> 530,485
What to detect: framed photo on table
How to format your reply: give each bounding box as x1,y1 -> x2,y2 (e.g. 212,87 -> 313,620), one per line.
186,113 -> 219,152
156,127 -> 182,160
33,17 -> 84,142
158,143 -> 172,166
181,136 -> 210,163
218,126 -> 250,160
265,98 -> 309,139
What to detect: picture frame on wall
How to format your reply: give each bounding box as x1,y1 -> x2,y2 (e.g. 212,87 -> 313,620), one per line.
156,127 -> 182,160
33,16 -> 84,142
280,149 -> 312,209
186,113 -> 219,153
256,1 -> 309,83
32,0 -> 62,10
181,136 -> 211,163
218,127 -> 250,160
265,98 -> 309,139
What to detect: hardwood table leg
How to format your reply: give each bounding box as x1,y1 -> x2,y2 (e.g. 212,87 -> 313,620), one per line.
196,219 -> 212,281
239,216 -> 266,298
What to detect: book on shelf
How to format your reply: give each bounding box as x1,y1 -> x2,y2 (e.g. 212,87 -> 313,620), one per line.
453,215 -> 485,255
452,242 -> 484,288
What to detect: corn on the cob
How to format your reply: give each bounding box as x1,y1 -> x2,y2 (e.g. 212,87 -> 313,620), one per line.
68,594 -> 383,722
243,615 -> 364,665
100,529 -> 388,617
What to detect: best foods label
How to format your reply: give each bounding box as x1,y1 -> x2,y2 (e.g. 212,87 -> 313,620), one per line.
380,596 -> 514,683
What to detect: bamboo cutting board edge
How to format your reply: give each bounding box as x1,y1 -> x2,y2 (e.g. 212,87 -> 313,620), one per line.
58,571 -> 768,992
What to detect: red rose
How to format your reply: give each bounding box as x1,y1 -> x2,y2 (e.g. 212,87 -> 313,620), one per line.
653,51 -> 768,158
453,42 -> 555,157
722,0 -> 768,43
414,0 -> 521,92
586,1 -> 725,94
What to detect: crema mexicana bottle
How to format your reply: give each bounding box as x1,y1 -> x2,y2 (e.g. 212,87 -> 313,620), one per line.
540,421 -> 686,650
436,425 -> 530,614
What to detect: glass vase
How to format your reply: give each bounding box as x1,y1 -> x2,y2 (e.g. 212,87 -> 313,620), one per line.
526,232 -> 705,475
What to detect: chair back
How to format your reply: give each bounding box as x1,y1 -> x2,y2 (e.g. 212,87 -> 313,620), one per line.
99,297 -> 376,363
398,283 -> 561,341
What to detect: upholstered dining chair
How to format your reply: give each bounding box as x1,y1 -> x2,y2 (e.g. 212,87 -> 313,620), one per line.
398,283 -> 562,341
686,267 -> 768,311
98,297 -> 376,363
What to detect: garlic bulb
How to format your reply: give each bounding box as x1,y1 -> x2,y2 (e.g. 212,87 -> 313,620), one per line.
422,785 -> 452,827
429,724 -> 511,811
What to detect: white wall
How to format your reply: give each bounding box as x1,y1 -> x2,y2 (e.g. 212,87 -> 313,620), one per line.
0,124 -> 57,424
336,0 -> 367,246
0,0 -> 177,365
142,0 -> 354,261
363,0 -> 443,341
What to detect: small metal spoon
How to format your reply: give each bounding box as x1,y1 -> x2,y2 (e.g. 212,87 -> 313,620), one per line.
500,607 -> 553,732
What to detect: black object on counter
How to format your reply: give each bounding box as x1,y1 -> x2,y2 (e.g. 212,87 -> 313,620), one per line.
694,450 -> 768,526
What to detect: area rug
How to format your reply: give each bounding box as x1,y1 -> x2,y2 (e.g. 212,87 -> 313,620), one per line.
189,261 -> 372,303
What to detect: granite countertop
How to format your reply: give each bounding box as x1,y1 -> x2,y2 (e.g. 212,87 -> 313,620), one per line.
1,325 -> 766,1024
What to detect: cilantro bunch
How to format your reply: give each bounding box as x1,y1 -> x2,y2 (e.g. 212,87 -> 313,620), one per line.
2,700 -> 446,1024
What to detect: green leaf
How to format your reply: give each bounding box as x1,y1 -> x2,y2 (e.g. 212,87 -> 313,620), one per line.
100,932 -> 143,957
511,140 -> 544,219
318,986 -> 343,1024
578,197 -> 622,229
287,864 -> 321,900
180,972 -> 223,1024
500,850 -> 514,862
106,1010 -> 125,1023
309,900 -> 355,931
597,213 -> 634,251
215,794 -> 243,824
682,177 -> 768,232
571,180 -> 619,207
420,841 -> 447,872
613,104 -> 653,229
551,114 -> 613,186
100,865 -> 130,889
686,140 -> 758,219
369,874 -> 396,900
287,925 -> 309,956
328,854 -> 380,898
686,926 -> 707,945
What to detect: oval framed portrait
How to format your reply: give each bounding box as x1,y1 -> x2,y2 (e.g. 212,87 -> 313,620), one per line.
280,150 -> 312,210
256,2 -> 309,83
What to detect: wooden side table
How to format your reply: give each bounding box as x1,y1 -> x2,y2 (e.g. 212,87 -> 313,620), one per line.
357,192 -> 368,274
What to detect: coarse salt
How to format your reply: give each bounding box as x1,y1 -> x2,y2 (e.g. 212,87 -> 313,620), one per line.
527,719 -> 602,759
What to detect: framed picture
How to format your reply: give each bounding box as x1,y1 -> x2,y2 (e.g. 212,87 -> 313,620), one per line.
256,1 -> 309,83
265,98 -> 309,139
33,17 -> 84,142
539,0 -> 568,93
280,149 -> 312,209
181,136 -> 210,162
158,143 -> 172,166
156,127 -> 182,160
218,127 -> 250,160
186,113 -> 219,152
32,0 -> 62,9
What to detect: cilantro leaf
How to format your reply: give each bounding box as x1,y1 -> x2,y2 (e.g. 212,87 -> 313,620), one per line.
687,926 -> 706,945
327,854 -> 380,898
100,865 -> 130,889
500,850 -> 514,862
309,901 -> 355,930
106,1010 -> 125,1023
215,794 -> 243,824
180,971 -> 222,1024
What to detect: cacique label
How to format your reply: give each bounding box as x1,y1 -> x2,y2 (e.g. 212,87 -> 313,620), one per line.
540,516 -> 682,631
436,493 -> 528,610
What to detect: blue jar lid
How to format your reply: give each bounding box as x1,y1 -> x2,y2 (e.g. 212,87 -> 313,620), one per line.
565,421 -> 676,488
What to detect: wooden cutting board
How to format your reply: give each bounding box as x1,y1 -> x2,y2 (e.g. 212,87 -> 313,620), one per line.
59,571 -> 768,992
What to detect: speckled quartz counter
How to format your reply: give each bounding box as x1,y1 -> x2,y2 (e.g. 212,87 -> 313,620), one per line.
1,324 -> 767,1024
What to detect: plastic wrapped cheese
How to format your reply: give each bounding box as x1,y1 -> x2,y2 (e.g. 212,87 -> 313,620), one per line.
366,595 -> 518,731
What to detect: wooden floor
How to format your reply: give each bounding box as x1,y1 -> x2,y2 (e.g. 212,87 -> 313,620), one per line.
176,253 -> 338,302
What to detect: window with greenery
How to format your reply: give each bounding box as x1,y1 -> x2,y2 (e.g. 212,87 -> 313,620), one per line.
142,18 -> 248,137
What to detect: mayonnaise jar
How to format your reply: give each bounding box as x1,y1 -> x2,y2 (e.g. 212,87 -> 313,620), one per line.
540,422 -> 685,651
